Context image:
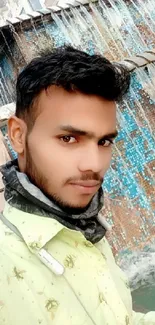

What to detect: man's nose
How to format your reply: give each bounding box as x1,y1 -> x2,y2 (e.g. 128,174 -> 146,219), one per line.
78,144 -> 103,174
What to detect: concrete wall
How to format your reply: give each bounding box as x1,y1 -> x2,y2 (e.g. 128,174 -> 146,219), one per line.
0,0 -> 22,20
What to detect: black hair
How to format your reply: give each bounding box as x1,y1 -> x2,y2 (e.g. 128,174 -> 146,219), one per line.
16,45 -> 130,126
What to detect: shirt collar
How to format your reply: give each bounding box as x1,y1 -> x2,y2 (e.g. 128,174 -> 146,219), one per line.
3,202 -> 65,250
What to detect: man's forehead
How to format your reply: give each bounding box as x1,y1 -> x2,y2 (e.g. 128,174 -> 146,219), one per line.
39,87 -> 117,111
36,88 -> 117,128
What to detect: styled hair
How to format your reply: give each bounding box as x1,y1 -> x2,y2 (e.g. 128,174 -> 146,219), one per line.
16,45 -> 130,127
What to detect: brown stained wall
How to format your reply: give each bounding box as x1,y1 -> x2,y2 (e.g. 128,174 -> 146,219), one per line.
12,20 -> 54,64
104,195 -> 155,258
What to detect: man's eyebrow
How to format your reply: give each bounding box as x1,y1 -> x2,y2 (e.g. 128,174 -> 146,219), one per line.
58,125 -> 118,139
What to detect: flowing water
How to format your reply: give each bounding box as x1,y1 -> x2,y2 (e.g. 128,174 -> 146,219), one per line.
132,285 -> 155,312
119,246 -> 155,311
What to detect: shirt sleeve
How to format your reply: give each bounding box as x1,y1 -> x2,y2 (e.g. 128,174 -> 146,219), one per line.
101,239 -> 155,325
132,310 -> 155,324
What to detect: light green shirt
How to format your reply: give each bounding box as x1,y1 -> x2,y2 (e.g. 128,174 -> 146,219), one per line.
0,202 -> 155,325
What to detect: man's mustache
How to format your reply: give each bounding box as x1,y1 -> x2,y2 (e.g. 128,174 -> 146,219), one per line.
67,173 -> 103,183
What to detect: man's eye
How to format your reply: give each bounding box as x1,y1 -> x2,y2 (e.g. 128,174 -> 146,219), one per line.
99,139 -> 113,147
60,136 -> 76,143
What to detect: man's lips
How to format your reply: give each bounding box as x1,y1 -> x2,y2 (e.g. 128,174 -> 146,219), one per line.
69,180 -> 101,187
68,180 -> 101,194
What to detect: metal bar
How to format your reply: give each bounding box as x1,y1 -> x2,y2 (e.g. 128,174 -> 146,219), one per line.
120,51 -> 155,71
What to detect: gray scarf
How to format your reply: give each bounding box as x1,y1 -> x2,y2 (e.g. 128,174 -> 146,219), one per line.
1,160 -> 106,243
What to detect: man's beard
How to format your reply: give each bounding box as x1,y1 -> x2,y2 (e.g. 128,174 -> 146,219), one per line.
25,142 -> 94,215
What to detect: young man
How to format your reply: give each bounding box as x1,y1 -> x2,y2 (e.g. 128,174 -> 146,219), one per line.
0,46 -> 154,325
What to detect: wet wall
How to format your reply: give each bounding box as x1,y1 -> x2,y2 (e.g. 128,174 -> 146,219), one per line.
0,0 -> 155,259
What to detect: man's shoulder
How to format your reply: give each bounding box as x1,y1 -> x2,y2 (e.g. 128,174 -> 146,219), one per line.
0,211 -> 19,248
96,236 -> 112,250
95,236 -> 118,264
0,211 -> 7,241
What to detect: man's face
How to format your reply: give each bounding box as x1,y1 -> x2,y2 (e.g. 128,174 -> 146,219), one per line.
14,86 -> 117,211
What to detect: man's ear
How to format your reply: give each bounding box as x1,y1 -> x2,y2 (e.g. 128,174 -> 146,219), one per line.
8,116 -> 27,154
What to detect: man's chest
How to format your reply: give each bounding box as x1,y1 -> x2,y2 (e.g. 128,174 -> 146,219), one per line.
1,229 -> 132,325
